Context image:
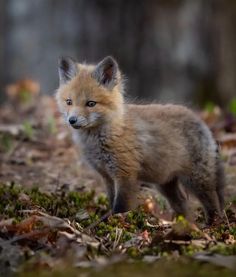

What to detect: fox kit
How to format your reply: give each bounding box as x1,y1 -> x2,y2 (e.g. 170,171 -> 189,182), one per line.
56,56 -> 225,224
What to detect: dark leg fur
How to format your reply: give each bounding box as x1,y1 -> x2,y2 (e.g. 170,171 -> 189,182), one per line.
159,177 -> 188,217
113,193 -> 131,213
112,178 -> 139,214
181,121 -> 225,223
215,157 -> 225,211
192,187 -> 220,224
103,174 -> 115,208
181,175 -> 221,224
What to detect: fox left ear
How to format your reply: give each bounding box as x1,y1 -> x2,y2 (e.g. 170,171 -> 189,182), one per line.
92,56 -> 119,90
58,56 -> 78,85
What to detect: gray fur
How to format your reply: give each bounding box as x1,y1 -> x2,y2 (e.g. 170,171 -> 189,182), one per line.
72,105 -> 225,224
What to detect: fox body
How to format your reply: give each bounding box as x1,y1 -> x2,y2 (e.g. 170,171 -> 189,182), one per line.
56,56 -> 224,224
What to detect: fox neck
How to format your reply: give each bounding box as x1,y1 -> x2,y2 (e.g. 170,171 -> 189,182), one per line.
81,113 -> 124,137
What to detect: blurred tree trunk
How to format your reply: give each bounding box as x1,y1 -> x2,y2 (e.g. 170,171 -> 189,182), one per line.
0,0 -> 6,102
0,0 -> 236,106
212,0 -> 236,103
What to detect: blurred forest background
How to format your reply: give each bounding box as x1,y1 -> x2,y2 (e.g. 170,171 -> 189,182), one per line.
0,0 -> 236,106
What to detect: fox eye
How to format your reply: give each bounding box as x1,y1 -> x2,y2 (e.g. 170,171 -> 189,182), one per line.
66,99 -> 72,105
86,101 -> 97,107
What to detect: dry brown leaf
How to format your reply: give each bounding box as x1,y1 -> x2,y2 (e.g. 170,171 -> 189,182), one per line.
20,210 -> 82,235
6,79 -> 40,101
15,216 -> 39,234
0,216 -> 38,234
219,133 -> 236,149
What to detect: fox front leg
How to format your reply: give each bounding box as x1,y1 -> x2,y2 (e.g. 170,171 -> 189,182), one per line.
112,177 -> 139,214
103,175 -> 115,209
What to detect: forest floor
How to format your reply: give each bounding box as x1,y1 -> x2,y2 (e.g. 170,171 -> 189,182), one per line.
1,84 -> 236,276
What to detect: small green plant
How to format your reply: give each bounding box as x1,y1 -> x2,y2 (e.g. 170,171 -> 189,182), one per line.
96,194 -> 109,207
47,116 -> 57,134
204,101 -> 215,113
210,243 -> 236,256
229,98 -> 236,116
156,196 -> 167,211
22,121 -> 34,139
0,133 -> 13,152
19,89 -> 32,104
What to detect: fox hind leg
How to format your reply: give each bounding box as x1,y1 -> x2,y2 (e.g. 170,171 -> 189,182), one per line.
181,173 -> 222,225
159,177 -> 188,218
215,158 -> 225,211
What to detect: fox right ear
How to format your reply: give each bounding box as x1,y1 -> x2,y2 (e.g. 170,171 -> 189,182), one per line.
58,57 -> 78,85
92,56 -> 119,90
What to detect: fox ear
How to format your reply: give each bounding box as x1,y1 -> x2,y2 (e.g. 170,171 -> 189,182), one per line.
92,56 -> 119,90
58,57 -> 78,85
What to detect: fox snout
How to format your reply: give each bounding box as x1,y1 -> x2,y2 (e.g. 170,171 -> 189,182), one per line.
68,115 -> 87,129
69,116 -> 77,125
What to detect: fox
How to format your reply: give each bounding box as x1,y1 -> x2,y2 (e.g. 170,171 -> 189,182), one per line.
56,55 -> 225,224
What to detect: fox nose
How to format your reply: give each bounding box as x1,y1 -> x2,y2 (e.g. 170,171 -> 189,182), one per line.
69,116 -> 77,125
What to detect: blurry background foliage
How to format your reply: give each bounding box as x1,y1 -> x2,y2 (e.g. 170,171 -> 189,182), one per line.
1,0 -> 236,107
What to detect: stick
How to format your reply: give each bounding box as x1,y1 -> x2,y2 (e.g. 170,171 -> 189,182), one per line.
84,210 -> 112,232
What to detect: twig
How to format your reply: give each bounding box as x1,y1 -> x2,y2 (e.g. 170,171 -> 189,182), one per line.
113,227 -> 123,250
84,210 -> 112,232
223,209 -> 230,229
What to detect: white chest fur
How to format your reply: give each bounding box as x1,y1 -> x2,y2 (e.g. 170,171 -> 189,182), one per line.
72,129 -> 116,177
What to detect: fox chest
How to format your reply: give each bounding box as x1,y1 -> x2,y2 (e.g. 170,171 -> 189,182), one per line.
82,140 -> 116,176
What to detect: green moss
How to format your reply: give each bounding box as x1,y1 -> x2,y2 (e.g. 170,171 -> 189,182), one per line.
210,243 -> 236,256
127,247 -> 141,259
123,232 -> 132,242
181,244 -> 202,256
125,209 -> 147,230
0,133 -> 14,153
207,223 -> 236,242
0,183 -> 28,219
0,183 -> 99,223
97,194 -> 109,206
68,190 -> 95,208
229,226 -> 236,237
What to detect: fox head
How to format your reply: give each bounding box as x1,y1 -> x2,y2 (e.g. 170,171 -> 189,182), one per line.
56,56 -> 124,130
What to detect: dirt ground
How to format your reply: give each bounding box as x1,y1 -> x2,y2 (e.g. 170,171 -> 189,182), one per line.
0,95 -> 105,193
